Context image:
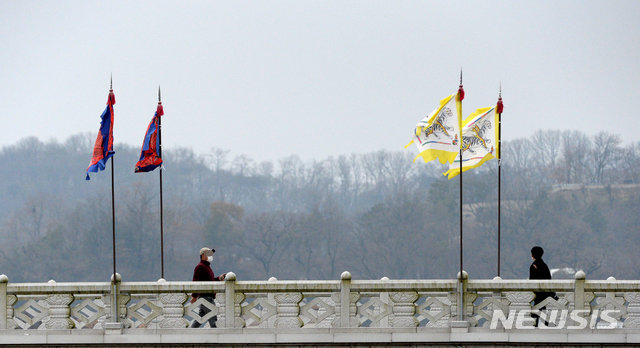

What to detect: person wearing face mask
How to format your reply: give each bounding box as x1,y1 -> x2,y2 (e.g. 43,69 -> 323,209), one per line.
190,247 -> 226,328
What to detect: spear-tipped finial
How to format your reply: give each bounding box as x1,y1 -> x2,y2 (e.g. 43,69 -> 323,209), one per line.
457,68 -> 465,101
107,74 -> 116,105
156,85 -> 164,116
497,82 -> 504,114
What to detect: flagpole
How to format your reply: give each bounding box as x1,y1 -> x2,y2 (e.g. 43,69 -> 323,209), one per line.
497,85 -> 503,277
108,76 -> 119,324
457,70 -> 465,321
111,157 -> 117,279
459,152 -> 463,279
458,71 -> 464,278
109,76 -> 117,283
158,86 -> 165,279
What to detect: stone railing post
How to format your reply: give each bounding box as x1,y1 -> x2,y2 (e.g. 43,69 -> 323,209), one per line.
103,273 -> 127,330
112,273 -> 120,323
567,270 -> 589,328
379,277 -> 390,327
331,271 -> 359,328
44,280 -> 75,329
220,272 -> 244,328
158,279 -> 189,328
0,276 -> 16,329
224,271 -> 235,328
451,271 -> 470,331
0,274 -> 7,329
340,271 -> 351,328
267,277 -> 277,328
574,270 -> 586,312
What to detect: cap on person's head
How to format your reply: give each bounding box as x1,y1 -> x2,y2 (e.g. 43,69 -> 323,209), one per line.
199,247 -> 215,257
531,246 -> 544,260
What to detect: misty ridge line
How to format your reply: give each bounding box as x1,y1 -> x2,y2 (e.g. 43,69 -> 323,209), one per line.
2,128 -> 637,181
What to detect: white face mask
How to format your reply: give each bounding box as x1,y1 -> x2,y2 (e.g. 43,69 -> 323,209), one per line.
207,255 -> 213,263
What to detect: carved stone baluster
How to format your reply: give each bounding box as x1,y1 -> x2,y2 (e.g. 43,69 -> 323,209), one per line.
97,294 -> 110,329
44,285 -> 75,330
389,291 -> 418,328
274,293 -> 303,328
99,294 -> 112,328
448,292 -> 459,324
216,293 -> 227,327
349,292 -> 359,327
159,293 -> 189,328
623,292 -> 640,328
349,292 -> 360,326
330,293 -> 340,327
117,293 -> 131,328
464,292 -> 478,326
6,295 -> 17,329
232,292 -> 246,328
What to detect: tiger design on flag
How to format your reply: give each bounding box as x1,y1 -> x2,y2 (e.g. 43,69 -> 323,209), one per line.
461,119 -> 492,154
421,108 -> 454,139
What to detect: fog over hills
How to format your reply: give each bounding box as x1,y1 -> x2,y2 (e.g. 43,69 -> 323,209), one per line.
0,130 -> 639,282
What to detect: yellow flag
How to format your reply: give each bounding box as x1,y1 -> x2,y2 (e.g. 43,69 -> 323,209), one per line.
443,106 -> 499,179
406,93 -> 462,164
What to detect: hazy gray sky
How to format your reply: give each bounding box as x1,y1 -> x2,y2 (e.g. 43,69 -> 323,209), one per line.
2,0 -> 639,162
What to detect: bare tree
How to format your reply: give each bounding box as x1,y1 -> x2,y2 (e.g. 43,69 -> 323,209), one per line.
232,154 -> 255,177
619,142 -> 640,183
209,147 -> 231,200
530,130 -> 562,184
560,130 -> 592,184
590,132 -> 622,184
243,212 -> 296,277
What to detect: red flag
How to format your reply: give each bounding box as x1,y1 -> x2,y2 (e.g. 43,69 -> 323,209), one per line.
135,101 -> 164,173
86,90 -> 115,180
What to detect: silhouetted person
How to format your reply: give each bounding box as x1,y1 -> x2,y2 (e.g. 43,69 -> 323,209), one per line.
529,246 -> 556,327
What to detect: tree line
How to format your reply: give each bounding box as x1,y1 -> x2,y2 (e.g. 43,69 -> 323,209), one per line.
0,130 -> 638,282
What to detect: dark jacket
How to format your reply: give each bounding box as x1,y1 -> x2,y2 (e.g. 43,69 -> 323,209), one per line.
192,260 -> 222,299
529,258 -> 555,304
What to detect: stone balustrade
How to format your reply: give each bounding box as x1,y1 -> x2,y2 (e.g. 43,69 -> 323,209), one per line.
2,271 -> 640,341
